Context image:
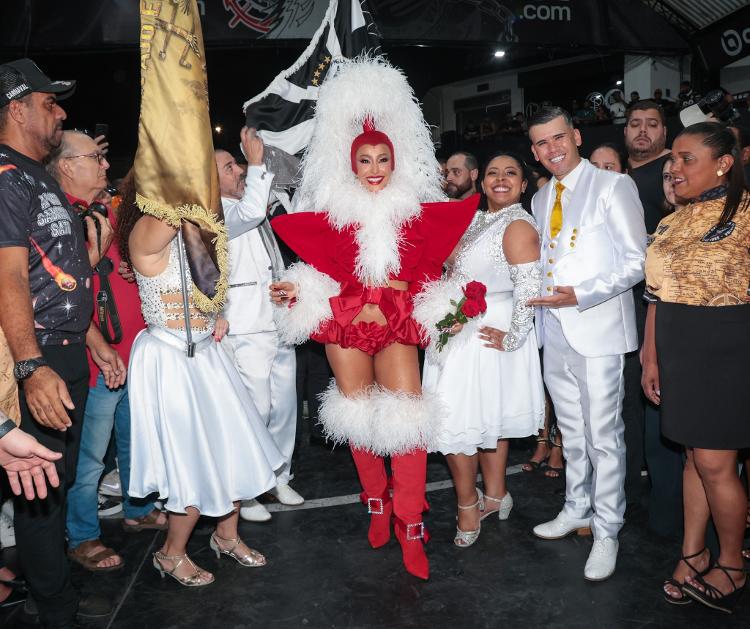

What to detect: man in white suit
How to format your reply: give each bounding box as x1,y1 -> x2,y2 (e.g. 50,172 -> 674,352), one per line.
526,107 -> 646,581
215,127 -> 304,522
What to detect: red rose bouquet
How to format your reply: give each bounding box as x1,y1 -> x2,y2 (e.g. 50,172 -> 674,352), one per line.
435,280 -> 488,352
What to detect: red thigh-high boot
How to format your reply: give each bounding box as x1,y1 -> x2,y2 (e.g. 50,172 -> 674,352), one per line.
391,449 -> 430,580
350,448 -> 392,548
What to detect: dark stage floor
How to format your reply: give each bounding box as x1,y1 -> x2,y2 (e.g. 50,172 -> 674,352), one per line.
2,436 -> 747,628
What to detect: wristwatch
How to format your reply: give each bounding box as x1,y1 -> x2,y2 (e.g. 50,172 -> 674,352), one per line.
13,357 -> 49,381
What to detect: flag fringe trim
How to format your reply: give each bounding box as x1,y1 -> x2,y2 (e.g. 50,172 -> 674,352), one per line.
135,192 -> 229,314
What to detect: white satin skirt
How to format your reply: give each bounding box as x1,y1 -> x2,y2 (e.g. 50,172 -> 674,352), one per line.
128,326 -> 284,517
422,293 -> 545,456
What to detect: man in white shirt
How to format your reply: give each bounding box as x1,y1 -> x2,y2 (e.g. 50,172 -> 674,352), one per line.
215,127 -> 303,522
526,106 -> 647,581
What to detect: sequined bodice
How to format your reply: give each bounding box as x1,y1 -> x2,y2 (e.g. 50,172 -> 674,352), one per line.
135,238 -> 214,339
451,204 -> 539,293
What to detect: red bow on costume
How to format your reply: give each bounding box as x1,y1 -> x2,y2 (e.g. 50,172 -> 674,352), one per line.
329,282 -> 413,331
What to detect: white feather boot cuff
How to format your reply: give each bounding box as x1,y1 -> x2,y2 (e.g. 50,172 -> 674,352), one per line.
318,381 -> 444,456
272,262 -> 340,345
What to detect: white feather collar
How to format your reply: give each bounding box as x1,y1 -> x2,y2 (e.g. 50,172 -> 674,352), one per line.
325,172 -> 422,285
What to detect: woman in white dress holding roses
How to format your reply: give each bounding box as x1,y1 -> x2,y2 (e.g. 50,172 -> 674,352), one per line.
418,151 -> 545,547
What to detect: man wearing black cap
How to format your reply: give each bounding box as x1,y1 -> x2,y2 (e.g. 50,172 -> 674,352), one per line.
0,58 -> 124,628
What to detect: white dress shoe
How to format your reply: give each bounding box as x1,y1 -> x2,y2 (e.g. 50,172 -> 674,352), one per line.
268,484 -> 304,506
584,537 -> 619,581
533,512 -> 592,540
240,499 -> 272,522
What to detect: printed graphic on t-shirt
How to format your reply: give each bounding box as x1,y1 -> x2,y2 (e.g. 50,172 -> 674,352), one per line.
0,146 -> 92,345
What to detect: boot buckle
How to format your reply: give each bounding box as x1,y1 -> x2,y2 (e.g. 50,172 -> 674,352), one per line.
367,497 -> 384,515
406,522 -> 424,540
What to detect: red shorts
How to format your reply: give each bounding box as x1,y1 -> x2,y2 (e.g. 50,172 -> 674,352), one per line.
310,283 -> 424,356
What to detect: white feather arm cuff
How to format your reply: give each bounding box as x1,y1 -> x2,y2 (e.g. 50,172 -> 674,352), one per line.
411,278 -> 462,346
318,382 -> 445,456
272,262 -> 340,346
412,278 -> 483,367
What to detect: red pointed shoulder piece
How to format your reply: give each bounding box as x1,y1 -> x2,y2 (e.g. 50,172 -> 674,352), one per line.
404,193 -> 480,285
271,212 -> 354,280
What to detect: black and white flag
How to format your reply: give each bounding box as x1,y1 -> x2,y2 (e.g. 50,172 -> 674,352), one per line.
242,0 -> 381,156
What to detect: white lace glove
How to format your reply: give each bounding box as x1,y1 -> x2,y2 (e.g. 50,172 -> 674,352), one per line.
502,261 -> 542,351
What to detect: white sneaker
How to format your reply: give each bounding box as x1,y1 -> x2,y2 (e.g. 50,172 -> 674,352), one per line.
97,493 -> 123,518
533,511 -> 592,540
239,499 -> 272,522
0,500 -> 14,548
99,468 -> 122,497
268,484 -> 304,506
584,537 -> 619,581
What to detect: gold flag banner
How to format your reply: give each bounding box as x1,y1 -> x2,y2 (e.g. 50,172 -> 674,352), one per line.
135,0 -> 227,313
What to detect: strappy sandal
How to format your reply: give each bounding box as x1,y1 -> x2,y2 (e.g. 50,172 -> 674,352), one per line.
68,539 -> 124,572
152,551 -> 214,587
522,436 -> 550,472
662,547 -> 709,605
682,562 -> 747,614
209,532 -> 266,567
122,509 -> 168,533
0,577 -> 27,609
544,426 -> 565,479
454,488 -> 484,548
481,492 -> 513,522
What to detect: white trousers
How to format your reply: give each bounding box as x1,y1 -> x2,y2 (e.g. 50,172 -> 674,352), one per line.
543,315 -> 626,539
222,332 -> 297,484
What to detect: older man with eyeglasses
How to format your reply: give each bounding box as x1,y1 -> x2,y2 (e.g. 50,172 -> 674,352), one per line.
46,130 -> 167,584
0,58 -> 125,628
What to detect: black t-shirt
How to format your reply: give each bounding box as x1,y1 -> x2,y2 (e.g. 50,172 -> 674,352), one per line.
0,144 -> 93,345
629,153 -> 671,235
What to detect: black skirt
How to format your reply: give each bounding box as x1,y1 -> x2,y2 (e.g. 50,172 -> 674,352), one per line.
656,301 -> 750,450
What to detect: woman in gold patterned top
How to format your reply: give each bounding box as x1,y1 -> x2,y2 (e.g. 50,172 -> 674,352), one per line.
641,123 -> 750,612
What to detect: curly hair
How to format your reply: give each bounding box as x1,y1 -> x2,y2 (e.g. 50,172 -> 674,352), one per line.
114,170 -> 142,268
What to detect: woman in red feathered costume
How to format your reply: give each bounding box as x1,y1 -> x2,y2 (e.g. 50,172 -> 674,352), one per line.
268,56 -> 478,580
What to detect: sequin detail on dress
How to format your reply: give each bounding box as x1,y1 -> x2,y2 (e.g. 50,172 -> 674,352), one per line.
134,238 -> 213,336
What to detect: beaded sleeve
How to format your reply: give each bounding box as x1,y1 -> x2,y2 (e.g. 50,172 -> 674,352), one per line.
502,261 -> 542,351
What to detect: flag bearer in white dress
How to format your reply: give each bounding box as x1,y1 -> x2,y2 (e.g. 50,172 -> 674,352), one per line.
526,106 -> 646,581
215,128 -> 304,522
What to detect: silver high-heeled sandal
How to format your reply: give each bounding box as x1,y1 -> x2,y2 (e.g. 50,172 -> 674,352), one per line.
152,551 -> 214,587
209,532 -> 266,567
481,491 -> 513,522
454,488 -> 484,548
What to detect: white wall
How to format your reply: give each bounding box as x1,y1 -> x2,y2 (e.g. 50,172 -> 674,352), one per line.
624,55 -> 685,101
720,55 -> 750,94
424,73 -> 523,134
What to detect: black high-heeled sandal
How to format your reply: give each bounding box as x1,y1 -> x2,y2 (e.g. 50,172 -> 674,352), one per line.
681,562 -> 747,614
544,426 -> 565,479
521,436 -> 550,472
662,548 -> 709,605
0,577 -> 27,609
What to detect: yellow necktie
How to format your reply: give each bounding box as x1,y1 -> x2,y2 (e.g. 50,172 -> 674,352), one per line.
550,181 -> 565,238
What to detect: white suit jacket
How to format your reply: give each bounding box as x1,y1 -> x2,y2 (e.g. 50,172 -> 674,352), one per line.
222,165 -> 276,334
531,158 -> 647,358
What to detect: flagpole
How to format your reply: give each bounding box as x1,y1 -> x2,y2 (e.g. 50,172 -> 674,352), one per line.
176,229 -> 196,358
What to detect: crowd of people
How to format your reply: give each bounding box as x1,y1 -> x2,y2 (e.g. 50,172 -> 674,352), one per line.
0,52 -> 749,629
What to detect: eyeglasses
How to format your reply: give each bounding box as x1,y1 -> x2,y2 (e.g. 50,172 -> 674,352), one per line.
63,152 -> 106,165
